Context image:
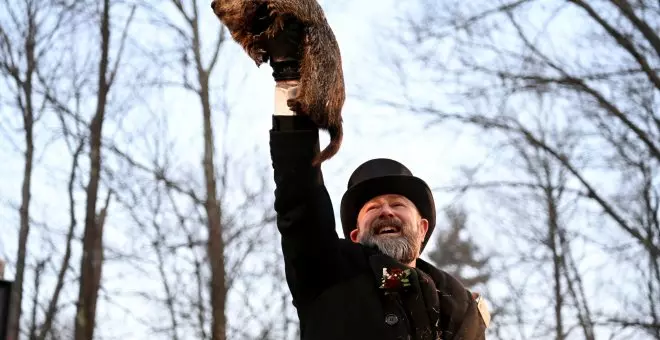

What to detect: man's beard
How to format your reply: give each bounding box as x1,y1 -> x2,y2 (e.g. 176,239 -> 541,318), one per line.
358,217 -> 422,264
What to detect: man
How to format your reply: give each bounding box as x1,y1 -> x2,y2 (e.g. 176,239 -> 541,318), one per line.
263,19 -> 489,340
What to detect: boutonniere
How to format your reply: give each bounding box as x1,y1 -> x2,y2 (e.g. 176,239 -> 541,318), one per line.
380,267 -> 412,291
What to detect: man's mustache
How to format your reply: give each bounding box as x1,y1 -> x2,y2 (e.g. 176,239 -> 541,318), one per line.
370,217 -> 405,234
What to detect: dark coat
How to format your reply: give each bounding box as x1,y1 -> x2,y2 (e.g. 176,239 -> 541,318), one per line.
270,115 -> 488,340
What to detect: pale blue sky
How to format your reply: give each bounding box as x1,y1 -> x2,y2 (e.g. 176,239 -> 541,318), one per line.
1,0 -> 639,339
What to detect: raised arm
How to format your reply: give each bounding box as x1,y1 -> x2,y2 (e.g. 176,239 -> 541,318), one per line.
269,113 -> 341,306
268,24 -> 345,310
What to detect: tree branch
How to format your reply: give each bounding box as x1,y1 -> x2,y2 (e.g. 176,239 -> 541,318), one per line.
609,0 -> 660,58
567,0 -> 660,90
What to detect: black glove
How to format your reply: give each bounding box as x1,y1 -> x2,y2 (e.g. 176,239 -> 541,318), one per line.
263,16 -> 304,81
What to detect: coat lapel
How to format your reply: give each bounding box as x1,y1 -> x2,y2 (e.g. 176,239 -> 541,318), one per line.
368,253 -> 441,340
411,268 -> 441,339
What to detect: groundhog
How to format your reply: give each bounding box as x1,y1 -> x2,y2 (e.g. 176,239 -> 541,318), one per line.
211,0 -> 345,166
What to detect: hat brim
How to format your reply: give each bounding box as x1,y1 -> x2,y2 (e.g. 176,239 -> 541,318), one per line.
340,175 -> 436,252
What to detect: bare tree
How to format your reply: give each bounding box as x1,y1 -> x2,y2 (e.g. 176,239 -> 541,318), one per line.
142,1 -> 231,337
505,128 -> 595,340
72,1 -> 135,339
0,1 -> 78,338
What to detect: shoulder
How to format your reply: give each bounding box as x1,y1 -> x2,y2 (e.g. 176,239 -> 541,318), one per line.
417,259 -> 468,296
417,259 -> 491,334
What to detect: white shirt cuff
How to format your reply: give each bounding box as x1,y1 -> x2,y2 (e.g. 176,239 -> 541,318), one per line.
273,85 -> 299,116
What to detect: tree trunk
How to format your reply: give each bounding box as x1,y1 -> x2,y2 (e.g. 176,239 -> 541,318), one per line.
74,0 -> 111,338
9,122 -> 32,340
190,5 -> 228,338
8,9 -> 38,338
546,186 -> 564,340
27,261 -> 45,340
200,70 -> 227,340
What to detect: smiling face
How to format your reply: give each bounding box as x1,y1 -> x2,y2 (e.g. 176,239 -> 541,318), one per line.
350,194 -> 429,266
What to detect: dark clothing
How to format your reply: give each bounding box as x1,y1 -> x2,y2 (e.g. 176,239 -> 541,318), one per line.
270,115 -> 487,340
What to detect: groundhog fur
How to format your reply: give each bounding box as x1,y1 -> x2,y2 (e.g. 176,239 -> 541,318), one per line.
211,0 -> 345,166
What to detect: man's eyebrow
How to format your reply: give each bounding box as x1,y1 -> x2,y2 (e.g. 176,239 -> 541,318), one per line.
362,202 -> 376,209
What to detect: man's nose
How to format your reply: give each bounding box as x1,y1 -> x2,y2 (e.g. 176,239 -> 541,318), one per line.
378,205 -> 396,217
210,1 -> 216,9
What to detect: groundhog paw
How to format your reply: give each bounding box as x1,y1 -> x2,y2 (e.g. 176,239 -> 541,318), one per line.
245,45 -> 267,65
286,98 -> 305,115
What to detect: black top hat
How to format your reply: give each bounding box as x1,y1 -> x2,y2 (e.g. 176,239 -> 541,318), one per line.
340,158 -> 436,253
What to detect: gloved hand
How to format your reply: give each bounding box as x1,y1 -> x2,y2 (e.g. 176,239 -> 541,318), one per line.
263,17 -> 304,81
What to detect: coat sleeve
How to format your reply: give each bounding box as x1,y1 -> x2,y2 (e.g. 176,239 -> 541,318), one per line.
453,293 -> 489,340
431,266 -> 489,339
269,115 -> 343,307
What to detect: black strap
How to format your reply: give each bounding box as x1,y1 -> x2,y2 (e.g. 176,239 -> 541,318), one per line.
271,59 -> 301,81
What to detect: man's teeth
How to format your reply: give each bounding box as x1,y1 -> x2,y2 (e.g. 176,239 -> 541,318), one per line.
379,227 -> 398,234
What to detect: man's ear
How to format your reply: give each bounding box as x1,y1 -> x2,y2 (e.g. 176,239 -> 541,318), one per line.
349,228 -> 360,242
419,218 -> 429,237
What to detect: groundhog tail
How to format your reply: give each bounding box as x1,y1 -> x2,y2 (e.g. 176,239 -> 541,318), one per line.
312,124 -> 343,167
